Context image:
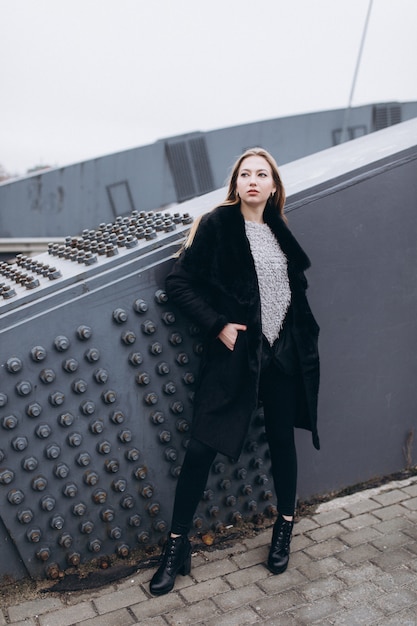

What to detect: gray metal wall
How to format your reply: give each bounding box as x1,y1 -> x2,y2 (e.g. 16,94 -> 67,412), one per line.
0,119 -> 416,581
1,102 -> 416,240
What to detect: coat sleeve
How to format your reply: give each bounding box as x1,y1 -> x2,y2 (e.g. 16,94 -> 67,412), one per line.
165,214 -> 228,338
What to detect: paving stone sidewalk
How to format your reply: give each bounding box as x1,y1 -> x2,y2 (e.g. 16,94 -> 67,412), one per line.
2,476 -> 417,626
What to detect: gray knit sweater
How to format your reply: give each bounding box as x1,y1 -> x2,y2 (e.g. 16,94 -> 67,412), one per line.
245,221 -> 291,345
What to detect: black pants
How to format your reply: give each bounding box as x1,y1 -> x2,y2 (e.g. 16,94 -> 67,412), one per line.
170,336 -> 299,535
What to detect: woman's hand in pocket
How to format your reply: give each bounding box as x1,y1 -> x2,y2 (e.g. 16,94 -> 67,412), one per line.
217,323 -> 247,351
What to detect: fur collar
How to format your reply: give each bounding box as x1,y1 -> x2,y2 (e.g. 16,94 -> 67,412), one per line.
187,201 -> 310,306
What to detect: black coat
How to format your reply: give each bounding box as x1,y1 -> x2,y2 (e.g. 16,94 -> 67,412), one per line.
165,201 -> 320,459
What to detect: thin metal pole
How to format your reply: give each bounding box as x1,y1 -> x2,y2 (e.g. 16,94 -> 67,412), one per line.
340,0 -> 374,143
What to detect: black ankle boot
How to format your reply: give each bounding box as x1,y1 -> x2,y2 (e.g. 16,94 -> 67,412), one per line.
149,534 -> 191,596
267,514 -> 294,575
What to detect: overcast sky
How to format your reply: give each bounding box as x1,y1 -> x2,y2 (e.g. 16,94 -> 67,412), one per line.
1,0 -> 416,175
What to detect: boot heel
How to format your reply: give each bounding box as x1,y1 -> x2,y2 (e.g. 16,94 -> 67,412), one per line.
179,550 -> 191,576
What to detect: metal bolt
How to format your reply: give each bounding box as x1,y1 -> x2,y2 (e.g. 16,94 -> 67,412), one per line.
50,514 -> 65,530
133,298 -> 148,313
112,478 -> 127,492
54,463 -> 70,479
169,332 -> 183,346
125,447 -> 140,462
31,476 -> 48,491
80,400 -> 95,415
92,489 -> 107,504
176,352 -> 189,365
35,423 -> 52,439
147,502 -> 160,517
150,411 -> 164,424
97,441 -> 111,455
104,459 -> 119,473
45,443 -> 61,460
88,538 -> 102,553
6,357 -> 23,373
120,494 -> 135,509
17,509 -> 34,524
89,419 -> 104,434
12,436 -> 28,451
112,308 -> 128,324
62,358 -> 79,373
219,479 -> 231,490
80,521 -> 94,534
2,414 -> 18,430
58,412 -> 74,427
76,325 -> 92,340
67,432 -> 82,447
100,508 -> 115,522
72,502 -> 87,515
0,393 -> 8,407
54,335 -> 70,352
83,471 -> 99,486
30,346 -> 47,362
128,514 -> 142,527
76,452 -> 91,467
141,320 -> 156,335
72,379 -> 88,394
39,369 -> 55,384
93,368 -> 109,384
58,533 -> 73,548
49,391 -> 65,406
16,380 -> 32,396
137,531 -> 150,543
144,392 -> 158,405
40,495 -> 56,511
161,311 -> 175,325
110,410 -> 125,424
156,361 -> 170,375
182,372 -> 195,385
26,528 -> 42,543
0,469 -> 14,485
121,330 -> 136,345
66,551 -> 81,566
176,419 -> 189,432
8,489 -> 25,505
164,447 -> 177,462
163,381 -> 176,395
62,483 -> 78,498
118,429 -> 132,443
133,465 -> 147,480
102,390 -> 117,404
169,401 -> 183,414
128,352 -> 143,366
84,348 -> 100,363
149,342 -> 162,355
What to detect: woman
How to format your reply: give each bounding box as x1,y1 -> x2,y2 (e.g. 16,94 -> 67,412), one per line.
150,148 -> 320,596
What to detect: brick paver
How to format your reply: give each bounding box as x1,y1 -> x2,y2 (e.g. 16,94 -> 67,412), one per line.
1,476 -> 417,626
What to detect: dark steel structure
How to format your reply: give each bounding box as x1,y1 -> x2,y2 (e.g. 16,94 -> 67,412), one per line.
1,101 -> 416,246
0,119 -> 416,581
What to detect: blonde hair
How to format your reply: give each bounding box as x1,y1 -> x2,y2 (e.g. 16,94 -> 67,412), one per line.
182,147 -> 286,251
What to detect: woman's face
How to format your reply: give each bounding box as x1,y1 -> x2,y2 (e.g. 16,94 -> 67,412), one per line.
235,155 -> 276,209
